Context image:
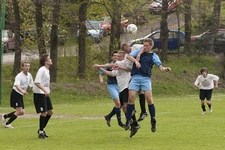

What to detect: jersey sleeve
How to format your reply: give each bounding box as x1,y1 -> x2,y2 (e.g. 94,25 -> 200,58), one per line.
152,53 -> 163,67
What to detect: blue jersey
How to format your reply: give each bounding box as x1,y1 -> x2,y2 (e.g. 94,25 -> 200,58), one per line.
99,62 -> 117,84
130,49 -> 163,77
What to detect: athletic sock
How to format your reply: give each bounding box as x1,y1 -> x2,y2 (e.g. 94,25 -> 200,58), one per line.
131,114 -> 138,126
107,107 -> 116,119
208,104 -> 211,109
43,114 -> 51,128
148,104 -> 156,122
114,107 -> 122,125
201,105 -> 206,111
126,104 -> 134,122
139,94 -> 146,113
6,114 -> 17,125
4,111 -> 16,119
39,115 -> 46,131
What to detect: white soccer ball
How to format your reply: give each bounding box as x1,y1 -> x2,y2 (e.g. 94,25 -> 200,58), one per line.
127,24 -> 138,34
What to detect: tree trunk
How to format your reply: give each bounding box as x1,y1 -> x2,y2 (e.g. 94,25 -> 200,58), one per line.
12,0 -> 21,75
184,0 -> 192,55
160,0 -> 169,62
213,0 -> 221,28
34,0 -> 46,57
78,0 -> 88,79
108,0 -> 121,60
50,0 -> 60,82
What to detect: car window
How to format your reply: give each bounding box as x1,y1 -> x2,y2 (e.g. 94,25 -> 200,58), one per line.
168,32 -> 177,38
216,30 -> 225,39
86,21 -> 100,30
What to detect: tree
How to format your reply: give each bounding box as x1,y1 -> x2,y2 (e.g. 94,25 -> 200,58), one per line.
183,0 -> 192,54
50,0 -> 61,82
160,0 -> 169,62
12,0 -> 22,75
33,0 -> 46,57
78,0 -> 88,79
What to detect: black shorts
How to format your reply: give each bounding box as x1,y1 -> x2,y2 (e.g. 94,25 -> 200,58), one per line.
33,93 -> 53,113
119,88 -> 129,106
10,89 -> 24,109
199,89 -> 213,100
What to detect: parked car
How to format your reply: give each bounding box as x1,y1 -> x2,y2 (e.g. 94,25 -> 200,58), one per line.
85,20 -> 104,43
20,25 -> 68,45
149,0 -> 180,14
99,16 -> 129,36
2,30 -> 16,53
127,30 -> 185,50
191,28 -> 225,53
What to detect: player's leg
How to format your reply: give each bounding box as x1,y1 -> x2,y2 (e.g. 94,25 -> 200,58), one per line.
206,89 -> 213,112
138,90 -> 148,122
125,90 -> 136,130
145,90 -> 156,132
200,89 -> 206,114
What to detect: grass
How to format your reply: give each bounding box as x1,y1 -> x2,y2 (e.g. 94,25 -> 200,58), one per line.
0,93 -> 225,150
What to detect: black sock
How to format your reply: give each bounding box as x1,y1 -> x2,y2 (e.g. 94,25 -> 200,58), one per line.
5,111 -> 16,119
201,105 -> 206,111
6,114 -> 17,125
44,115 -> 51,128
108,107 -> 116,119
39,116 -> 46,131
131,114 -> 138,126
139,94 -> 146,113
208,104 -> 211,109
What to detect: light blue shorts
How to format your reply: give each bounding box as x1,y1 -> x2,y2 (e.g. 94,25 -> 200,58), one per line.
107,84 -> 119,100
129,75 -> 152,91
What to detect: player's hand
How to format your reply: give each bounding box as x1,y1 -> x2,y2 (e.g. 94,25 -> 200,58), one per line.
165,67 -> 171,72
136,54 -> 141,62
135,61 -> 141,69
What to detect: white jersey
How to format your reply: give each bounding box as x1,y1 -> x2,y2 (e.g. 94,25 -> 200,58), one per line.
13,71 -> 34,95
112,59 -> 132,92
194,74 -> 219,90
131,44 -> 143,52
33,66 -> 50,94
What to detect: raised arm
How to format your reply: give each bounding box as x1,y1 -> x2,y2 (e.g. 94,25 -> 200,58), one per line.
126,55 -> 141,69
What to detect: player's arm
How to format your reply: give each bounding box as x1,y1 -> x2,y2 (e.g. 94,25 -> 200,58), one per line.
34,83 -> 49,96
136,46 -> 144,62
126,55 -> 141,69
158,65 -> 171,72
93,64 -> 114,69
98,74 -> 105,85
15,85 -> 28,95
99,68 -> 114,77
116,65 -> 131,72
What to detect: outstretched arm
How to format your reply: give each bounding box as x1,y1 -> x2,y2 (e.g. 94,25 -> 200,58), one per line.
126,55 -> 141,69
99,68 -> 114,77
158,65 -> 171,72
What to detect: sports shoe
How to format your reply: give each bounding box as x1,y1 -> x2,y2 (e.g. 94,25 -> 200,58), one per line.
38,133 -> 46,139
130,124 -> 141,138
124,119 -> 133,130
151,121 -> 156,132
5,124 -> 13,128
138,112 -> 148,122
209,107 -> 213,112
104,115 -> 111,127
202,111 -> 206,114
1,114 -> 5,126
38,129 -> 49,138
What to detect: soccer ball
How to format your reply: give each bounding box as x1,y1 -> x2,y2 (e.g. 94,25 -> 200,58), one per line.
127,24 -> 138,34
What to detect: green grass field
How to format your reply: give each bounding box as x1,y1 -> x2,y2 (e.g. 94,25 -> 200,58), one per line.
0,93 -> 225,150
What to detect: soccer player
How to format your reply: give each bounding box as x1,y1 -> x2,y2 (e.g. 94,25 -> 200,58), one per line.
194,67 -> 219,114
1,61 -> 34,128
125,38 -> 171,133
33,53 -> 53,139
95,51 -> 140,137
95,51 -> 125,128
122,43 -> 148,122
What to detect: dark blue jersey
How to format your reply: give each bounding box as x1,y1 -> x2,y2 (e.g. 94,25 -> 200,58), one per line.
99,62 -> 117,84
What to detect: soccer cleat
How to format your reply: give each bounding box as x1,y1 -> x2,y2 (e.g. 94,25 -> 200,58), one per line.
202,111 -> 206,114
151,121 -> 156,132
5,124 -> 13,128
38,129 -> 49,138
124,119 -> 133,130
1,114 -> 5,126
130,124 -> 141,138
138,112 -> 148,122
119,123 -> 126,129
209,107 -> 213,112
38,133 -> 46,139
104,115 -> 111,127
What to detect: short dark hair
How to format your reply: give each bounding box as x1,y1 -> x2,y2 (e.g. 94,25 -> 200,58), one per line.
111,51 -> 118,56
200,67 -> 208,74
40,53 -> 49,66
